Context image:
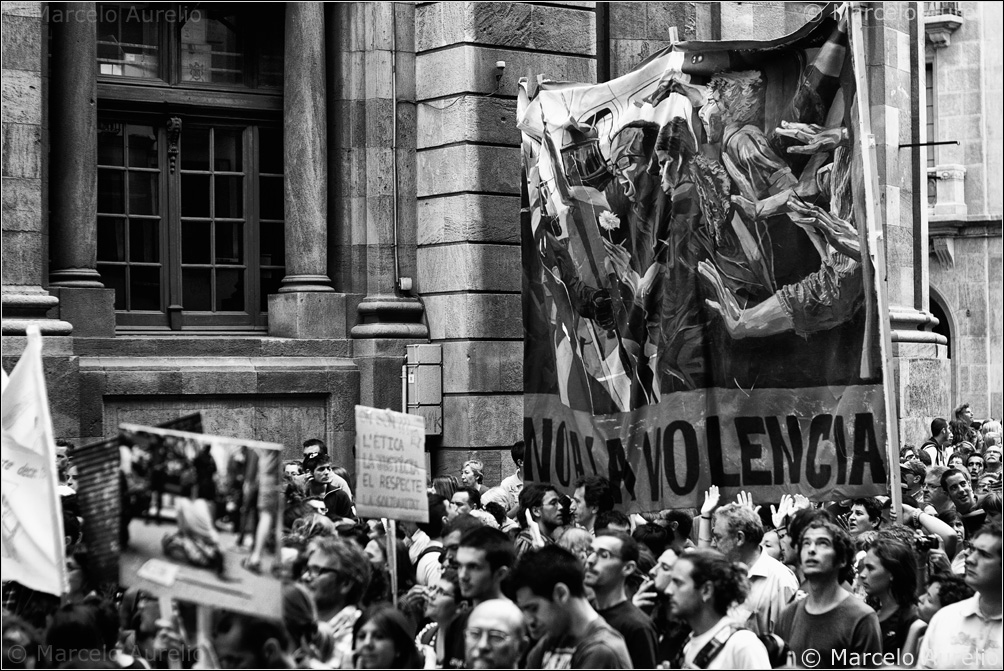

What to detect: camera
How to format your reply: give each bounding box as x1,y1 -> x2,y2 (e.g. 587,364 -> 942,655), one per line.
914,533 -> 939,553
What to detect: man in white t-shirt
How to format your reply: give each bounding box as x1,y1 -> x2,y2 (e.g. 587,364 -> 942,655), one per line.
667,548 -> 770,669
499,440 -> 525,516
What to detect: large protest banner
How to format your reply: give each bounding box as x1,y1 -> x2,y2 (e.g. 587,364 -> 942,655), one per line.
355,406 -> 428,523
1,326 -> 68,596
517,5 -> 892,510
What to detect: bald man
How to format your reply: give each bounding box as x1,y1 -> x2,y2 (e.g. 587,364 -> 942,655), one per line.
464,599 -> 529,670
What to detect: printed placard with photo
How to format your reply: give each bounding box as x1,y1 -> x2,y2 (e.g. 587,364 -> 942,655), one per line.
118,423 -> 283,618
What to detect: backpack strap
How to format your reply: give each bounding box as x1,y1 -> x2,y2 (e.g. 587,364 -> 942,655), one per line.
689,623 -> 744,669
417,545 -> 443,563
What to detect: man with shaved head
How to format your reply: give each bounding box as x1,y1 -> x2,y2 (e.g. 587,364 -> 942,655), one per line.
464,599 -> 529,669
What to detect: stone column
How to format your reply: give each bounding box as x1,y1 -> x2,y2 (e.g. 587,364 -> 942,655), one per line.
862,3 -> 950,444
269,2 -> 346,338
347,2 -> 425,339
1,2 -> 71,336
47,1 -> 115,336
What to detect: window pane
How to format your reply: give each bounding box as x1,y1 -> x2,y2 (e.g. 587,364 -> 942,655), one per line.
215,222 -> 243,264
181,174 -> 211,217
182,268 -> 213,311
98,217 -> 126,262
253,8 -> 284,89
214,175 -> 243,218
131,265 -> 162,311
128,172 -> 159,215
259,268 -> 283,312
182,128 -> 210,171
127,125 -> 158,168
214,129 -> 243,172
98,169 -> 125,214
98,264 -> 126,310
97,3 -> 160,78
259,175 -> 283,220
180,11 -> 243,85
98,123 -> 124,165
259,128 -> 282,174
129,220 -> 159,263
215,268 -> 245,311
182,220 -> 211,264
259,222 -> 284,266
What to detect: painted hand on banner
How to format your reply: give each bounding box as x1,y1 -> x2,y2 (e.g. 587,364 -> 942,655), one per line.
697,261 -> 744,336
701,485 -> 721,516
787,196 -> 862,262
776,121 -> 848,155
603,239 -> 658,303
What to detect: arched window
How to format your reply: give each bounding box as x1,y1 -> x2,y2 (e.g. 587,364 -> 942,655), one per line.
95,3 -> 285,331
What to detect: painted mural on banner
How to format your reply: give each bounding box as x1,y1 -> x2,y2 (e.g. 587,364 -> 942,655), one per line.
517,6 -> 889,511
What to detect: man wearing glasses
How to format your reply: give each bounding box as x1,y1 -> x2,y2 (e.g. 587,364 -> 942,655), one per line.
515,483 -> 566,557
299,537 -> 371,669
585,531 -> 659,669
464,598 -> 529,669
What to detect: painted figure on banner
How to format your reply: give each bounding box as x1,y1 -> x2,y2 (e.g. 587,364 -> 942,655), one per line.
518,5 -> 888,511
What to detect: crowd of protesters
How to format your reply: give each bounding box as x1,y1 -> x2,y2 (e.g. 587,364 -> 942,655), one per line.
2,402 -> 1002,669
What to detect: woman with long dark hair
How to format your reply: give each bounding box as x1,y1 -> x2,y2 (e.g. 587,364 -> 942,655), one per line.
857,534 -> 919,655
353,605 -> 423,669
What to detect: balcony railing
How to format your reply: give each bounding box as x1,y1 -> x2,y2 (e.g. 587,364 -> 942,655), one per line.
925,2 -> 962,17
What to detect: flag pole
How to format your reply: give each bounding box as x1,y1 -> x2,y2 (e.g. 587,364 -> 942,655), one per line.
848,3 -> 903,521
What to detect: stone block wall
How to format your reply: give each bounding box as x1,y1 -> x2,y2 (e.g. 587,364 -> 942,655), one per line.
930,233 -> 1004,420
1,2 -> 45,291
928,2 -> 1002,219
415,1 -> 595,483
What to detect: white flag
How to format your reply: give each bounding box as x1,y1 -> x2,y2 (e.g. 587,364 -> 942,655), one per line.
1,325 -> 68,596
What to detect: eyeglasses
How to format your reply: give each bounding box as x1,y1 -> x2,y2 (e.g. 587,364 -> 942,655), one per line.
303,564 -> 341,579
464,628 -> 513,647
588,547 -> 622,561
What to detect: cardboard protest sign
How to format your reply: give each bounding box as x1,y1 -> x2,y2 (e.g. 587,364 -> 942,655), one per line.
118,423 -> 283,618
354,406 -> 428,522
518,6 -> 891,509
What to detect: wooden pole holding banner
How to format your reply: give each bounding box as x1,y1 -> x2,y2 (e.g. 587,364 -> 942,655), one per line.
157,595 -> 182,670
385,518 -> 399,607
848,2 -> 903,521
197,605 -> 217,669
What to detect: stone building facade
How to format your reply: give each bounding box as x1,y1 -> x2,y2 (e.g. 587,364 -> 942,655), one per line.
2,1 -> 1000,484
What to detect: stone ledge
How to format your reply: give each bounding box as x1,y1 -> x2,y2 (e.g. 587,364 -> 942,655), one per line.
74,336 -> 355,358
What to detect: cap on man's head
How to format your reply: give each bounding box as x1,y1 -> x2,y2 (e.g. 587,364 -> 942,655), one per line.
901,460 -> 926,479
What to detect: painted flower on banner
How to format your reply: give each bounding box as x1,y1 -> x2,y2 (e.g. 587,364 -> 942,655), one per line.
598,211 -> 621,232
